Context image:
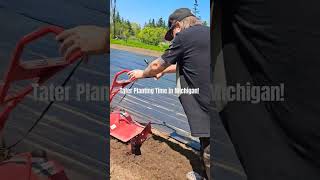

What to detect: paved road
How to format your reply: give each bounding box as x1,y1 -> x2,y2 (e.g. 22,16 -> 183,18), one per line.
0,1 -> 108,179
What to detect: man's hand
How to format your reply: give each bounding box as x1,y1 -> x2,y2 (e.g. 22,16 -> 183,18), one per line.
153,64 -> 177,80
154,72 -> 164,80
56,25 -> 109,59
128,70 -> 164,80
128,70 -> 145,80
127,58 -> 171,81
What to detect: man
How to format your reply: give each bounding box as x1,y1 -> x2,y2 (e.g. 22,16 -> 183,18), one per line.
128,8 -> 211,180
213,0 -> 320,179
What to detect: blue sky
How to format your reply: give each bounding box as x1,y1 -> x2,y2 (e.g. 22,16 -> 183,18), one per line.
114,0 -> 210,27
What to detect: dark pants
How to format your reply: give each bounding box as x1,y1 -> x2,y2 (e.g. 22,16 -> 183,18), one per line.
178,77 -> 211,179
179,94 -> 210,137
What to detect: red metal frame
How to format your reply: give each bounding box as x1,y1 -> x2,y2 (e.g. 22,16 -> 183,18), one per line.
0,26 -> 84,180
0,26 -> 83,130
109,69 -> 135,102
130,122 -> 152,155
109,70 -> 151,155
0,152 -> 68,180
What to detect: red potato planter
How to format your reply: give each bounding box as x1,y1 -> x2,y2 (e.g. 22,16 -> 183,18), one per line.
109,70 -> 151,155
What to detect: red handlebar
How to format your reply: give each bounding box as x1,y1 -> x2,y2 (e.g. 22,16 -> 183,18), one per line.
109,70 -> 136,102
0,26 -> 84,130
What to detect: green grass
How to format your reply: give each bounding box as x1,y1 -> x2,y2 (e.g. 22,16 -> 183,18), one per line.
110,39 -> 169,52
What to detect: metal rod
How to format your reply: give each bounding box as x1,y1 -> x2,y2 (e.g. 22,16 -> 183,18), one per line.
118,59 -> 150,104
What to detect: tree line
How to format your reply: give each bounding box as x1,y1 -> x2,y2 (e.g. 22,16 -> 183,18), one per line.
110,0 -> 208,47
111,11 -> 168,46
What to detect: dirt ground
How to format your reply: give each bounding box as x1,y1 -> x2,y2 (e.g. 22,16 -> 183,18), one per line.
110,132 -> 203,180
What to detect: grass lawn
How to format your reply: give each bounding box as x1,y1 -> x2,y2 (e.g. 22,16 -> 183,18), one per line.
110,39 -> 169,52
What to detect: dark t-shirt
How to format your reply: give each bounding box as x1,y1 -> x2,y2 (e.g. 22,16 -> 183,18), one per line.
162,25 -> 211,112
215,0 -> 320,179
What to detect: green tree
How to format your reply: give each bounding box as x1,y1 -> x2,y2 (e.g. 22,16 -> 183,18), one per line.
131,22 -> 141,38
193,0 -> 201,19
116,12 -> 121,23
152,19 -> 155,27
146,19 -> 152,27
111,0 -> 117,38
126,20 -> 134,36
137,27 -> 167,45
157,18 -> 166,28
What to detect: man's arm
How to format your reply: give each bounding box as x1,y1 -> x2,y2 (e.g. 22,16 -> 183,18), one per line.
153,64 -> 177,80
127,59 -> 175,80
128,57 -> 172,80
162,64 -> 177,74
142,57 -> 171,77
128,34 -> 183,80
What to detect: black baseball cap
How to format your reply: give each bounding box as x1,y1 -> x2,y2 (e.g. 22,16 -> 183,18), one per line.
164,8 -> 195,41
